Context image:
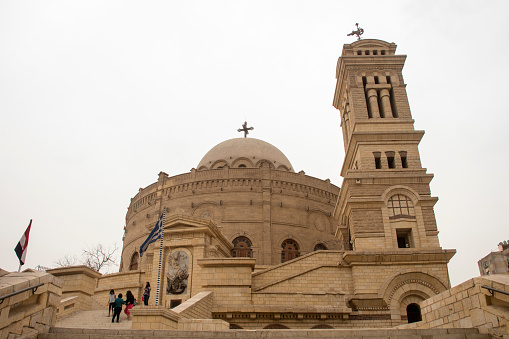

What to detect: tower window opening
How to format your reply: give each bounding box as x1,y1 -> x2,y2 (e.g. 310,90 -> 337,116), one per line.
362,76 -> 372,118
357,50 -> 362,55
386,76 -> 399,118
381,50 -> 386,55
396,229 -> 413,248
365,50 -> 370,55
388,194 -> 415,218
387,156 -> 395,168
373,152 -> 382,169
386,152 -> 396,168
373,50 -> 378,55
378,94 -> 385,118
374,76 -> 380,84
400,151 -> 408,168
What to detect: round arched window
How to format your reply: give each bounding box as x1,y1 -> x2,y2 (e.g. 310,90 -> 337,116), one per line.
388,194 -> 415,218
232,237 -> 252,258
129,252 -> 139,271
281,239 -> 300,263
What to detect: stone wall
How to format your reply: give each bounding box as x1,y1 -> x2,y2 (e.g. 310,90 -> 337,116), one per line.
93,270 -> 144,308
400,275 -> 509,337
47,266 -> 101,313
0,270 -> 62,339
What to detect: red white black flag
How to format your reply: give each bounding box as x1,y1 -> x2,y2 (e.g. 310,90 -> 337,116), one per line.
14,220 -> 32,266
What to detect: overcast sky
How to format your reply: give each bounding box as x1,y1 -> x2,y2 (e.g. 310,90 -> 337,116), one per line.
0,1 -> 507,286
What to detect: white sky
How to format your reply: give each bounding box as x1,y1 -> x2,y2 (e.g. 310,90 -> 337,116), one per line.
0,1 -> 508,287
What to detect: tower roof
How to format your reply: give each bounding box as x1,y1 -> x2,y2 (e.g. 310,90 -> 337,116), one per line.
197,138 -> 294,172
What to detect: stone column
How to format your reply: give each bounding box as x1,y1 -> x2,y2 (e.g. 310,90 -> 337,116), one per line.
379,88 -> 393,118
366,89 -> 380,118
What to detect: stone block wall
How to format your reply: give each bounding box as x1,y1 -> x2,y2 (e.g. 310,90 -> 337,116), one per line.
173,291 -> 213,319
0,270 -> 62,339
401,275 -> 509,337
94,270 -> 143,308
47,266 -> 101,313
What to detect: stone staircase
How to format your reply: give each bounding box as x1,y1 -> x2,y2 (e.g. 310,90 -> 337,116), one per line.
38,327 -> 491,338
53,309 -> 132,330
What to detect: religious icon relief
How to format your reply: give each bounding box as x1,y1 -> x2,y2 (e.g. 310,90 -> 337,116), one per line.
166,251 -> 189,295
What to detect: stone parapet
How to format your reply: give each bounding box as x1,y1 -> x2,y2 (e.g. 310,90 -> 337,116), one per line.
0,270 -> 62,339
47,266 -> 101,313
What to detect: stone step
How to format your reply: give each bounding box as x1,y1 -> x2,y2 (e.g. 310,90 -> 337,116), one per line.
39,327 -> 490,339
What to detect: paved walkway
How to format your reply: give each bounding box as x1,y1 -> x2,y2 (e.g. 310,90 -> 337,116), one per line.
56,310 -> 132,330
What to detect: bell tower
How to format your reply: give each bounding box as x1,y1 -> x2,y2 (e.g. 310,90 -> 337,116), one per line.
333,39 -> 442,251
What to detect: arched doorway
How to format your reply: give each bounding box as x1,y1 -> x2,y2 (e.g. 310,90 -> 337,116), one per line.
281,239 -> 300,263
232,236 -> 253,258
406,303 -> 422,323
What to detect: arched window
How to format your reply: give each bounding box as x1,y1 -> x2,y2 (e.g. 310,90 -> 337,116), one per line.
232,237 -> 252,258
314,243 -> 327,251
229,324 -> 243,329
406,303 -> 422,323
388,194 -> 415,219
129,252 -> 139,271
311,324 -> 334,329
264,324 -> 289,329
238,164 -> 247,168
281,239 -> 300,263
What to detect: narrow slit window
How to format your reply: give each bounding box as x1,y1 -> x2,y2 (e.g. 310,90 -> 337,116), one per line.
400,151 -> 408,168
386,76 -> 399,118
386,151 -> 395,168
374,152 -> 382,169
362,76 -> 372,118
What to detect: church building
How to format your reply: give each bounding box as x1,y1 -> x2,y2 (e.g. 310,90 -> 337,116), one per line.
96,38 -> 455,329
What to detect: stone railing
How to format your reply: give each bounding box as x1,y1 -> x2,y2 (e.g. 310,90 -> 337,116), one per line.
131,291 -> 228,331
0,270 -> 62,339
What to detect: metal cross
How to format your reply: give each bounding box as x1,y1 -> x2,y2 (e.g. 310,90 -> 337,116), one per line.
347,23 -> 364,41
237,121 -> 254,138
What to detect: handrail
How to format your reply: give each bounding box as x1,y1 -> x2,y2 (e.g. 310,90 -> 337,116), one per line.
481,285 -> 509,297
0,283 -> 44,304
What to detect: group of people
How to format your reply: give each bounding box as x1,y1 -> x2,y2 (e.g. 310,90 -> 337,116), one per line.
108,282 -> 151,323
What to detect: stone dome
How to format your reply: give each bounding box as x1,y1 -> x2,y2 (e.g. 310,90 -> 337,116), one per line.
197,138 -> 294,172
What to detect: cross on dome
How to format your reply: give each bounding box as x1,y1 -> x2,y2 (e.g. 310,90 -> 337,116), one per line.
237,121 -> 254,138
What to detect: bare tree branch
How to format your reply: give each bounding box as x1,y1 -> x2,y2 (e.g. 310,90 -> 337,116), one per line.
54,243 -> 118,274
54,254 -> 79,267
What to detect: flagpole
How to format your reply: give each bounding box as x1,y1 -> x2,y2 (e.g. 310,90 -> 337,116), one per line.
18,264 -> 21,272
155,207 -> 165,306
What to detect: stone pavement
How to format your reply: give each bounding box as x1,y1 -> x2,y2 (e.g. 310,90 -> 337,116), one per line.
55,310 -> 132,330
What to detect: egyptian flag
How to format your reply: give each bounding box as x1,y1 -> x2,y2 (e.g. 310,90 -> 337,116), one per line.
14,220 -> 32,266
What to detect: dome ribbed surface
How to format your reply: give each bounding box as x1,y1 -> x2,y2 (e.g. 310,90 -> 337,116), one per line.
197,138 -> 293,171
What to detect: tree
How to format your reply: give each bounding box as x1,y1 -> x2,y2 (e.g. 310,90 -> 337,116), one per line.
54,243 -> 118,274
